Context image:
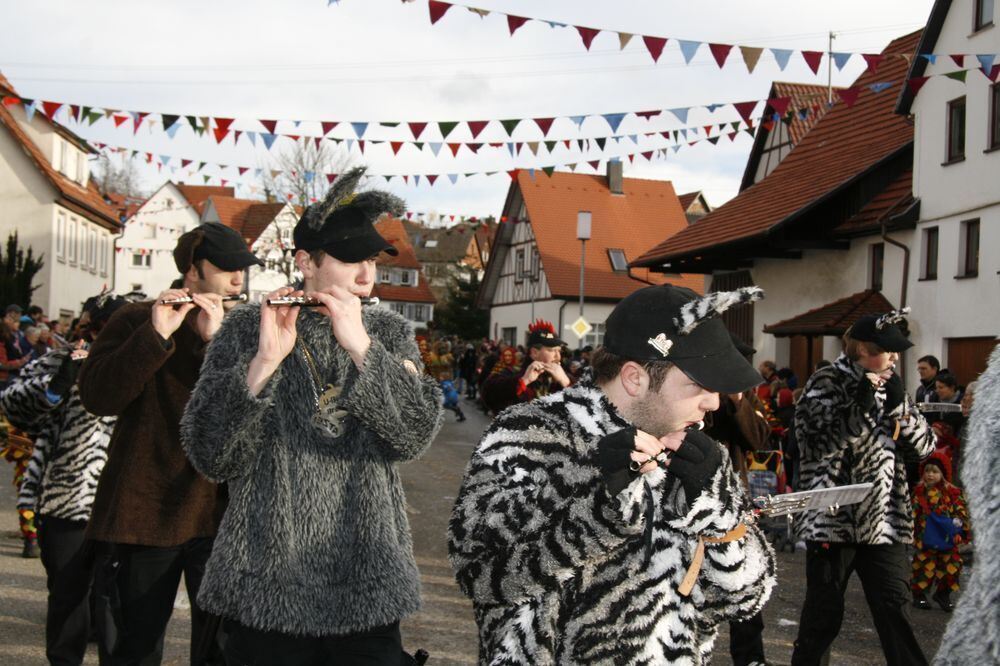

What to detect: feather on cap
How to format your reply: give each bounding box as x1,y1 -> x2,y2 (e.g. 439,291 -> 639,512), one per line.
674,286 -> 765,335
299,166 -> 405,231
876,307 -> 911,330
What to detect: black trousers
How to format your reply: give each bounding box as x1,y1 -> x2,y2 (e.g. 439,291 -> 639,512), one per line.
95,537 -> 223,665
729,610 -> 766,666
791,542 -> 927,666
38,515 -> 95,666
223,619 -> 402,666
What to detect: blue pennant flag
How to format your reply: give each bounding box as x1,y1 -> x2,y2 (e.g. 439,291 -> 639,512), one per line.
428,142 -> 443,157
351,122 -> 368,138
602,112 -> 626,133
668,107 -> 689,124
346,139 -> 355,152
628,134 -> 638,144
507,142 -> 515,157
528,168 -> 536,180
570,115 -> 586,128
920,53 -> 937,64
413,175 -> 421,187
705,103 -> 723,113
165,123 -> 181,139
831,52 -> 852,70
261,133 -> 278,150
245,131 -> 256,147
678,40 -> 701,64
546,21 -> 567,28
798,108 -> 809,119
771,48 -> 793,71
254,168 -> 263,178
977,53 -> 996,72
869,82 -> 893,93
672,145 -> 682,153
159,155 -> 171,166
23,100 -> 38,122
447,174 -> 459,185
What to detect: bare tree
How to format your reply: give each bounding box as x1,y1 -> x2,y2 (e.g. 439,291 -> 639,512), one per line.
257,138 -> 354,207
91,152 -> 145,199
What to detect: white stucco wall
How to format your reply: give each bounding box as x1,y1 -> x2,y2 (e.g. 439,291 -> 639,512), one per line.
489,299 -> 617,348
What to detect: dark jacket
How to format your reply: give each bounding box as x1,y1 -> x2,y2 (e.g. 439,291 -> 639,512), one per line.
78,302 -> 225,547
481,358 -> 567,414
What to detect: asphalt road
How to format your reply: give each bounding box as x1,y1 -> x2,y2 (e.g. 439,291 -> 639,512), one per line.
0,397 -> 956,664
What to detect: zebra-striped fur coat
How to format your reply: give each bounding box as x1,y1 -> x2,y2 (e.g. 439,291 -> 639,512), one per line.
794,353 -> 935,545
0,349 -> 114,522
448,381 -> 775,665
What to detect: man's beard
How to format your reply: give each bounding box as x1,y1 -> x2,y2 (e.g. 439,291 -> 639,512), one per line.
628,391 -> 675,439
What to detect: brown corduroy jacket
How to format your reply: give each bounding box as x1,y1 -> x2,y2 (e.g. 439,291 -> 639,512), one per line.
78,302 -> 225,547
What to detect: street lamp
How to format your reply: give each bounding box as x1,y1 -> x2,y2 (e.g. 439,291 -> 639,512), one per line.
577,211 -> 591,319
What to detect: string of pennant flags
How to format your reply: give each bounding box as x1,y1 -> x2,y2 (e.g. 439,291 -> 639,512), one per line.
411,1 -> 1000,75
2,60 -> 996,151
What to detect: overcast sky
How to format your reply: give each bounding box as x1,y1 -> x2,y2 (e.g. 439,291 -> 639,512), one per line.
2,0 -> 935,218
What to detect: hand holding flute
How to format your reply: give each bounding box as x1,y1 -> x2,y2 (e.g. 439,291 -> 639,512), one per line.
153,288 -> 228,343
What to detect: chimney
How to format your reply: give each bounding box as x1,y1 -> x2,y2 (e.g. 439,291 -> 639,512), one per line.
607,159 -> 623,195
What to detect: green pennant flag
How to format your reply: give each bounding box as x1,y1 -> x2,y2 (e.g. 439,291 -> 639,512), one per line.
86,111 -> 102,126
730,121 -> 741,131
577,139 -> 585,151
187,115 -> 200,131
544,140 -> 556,152
384,175 -> 392,183
464,172 -> 475,178
500,118 -> 522,136
413,142 -> 424,151
944,70 -> 968,82
707,136 -> 720,145
595,137 -> 607,151
380,122 -> 400,128
203,175 -> 211,184
162,114 -> 180,130
197,162 -> 206,171
542,166 -> 555,176
438,121 -> 459,139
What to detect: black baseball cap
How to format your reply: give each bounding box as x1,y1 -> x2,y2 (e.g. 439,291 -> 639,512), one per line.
293,205 -> 398,263
848,311 -> 913,352
174,222 -> 263,273
526,320 -> 564,348
603,284 -> 764,394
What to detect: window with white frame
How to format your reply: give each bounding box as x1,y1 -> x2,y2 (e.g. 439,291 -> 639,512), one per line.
514,248 -> 526,282
67,218 -> 77,265
131,252 -> 151,268
975,0 -> 994,31
583,322 -> 606,348
100,236 -> 108,276
88,228 -> 97,272
400,270 -> 412,286
378,267 -> 392,284
76,153 -> 86,184
56,212 -> 66,262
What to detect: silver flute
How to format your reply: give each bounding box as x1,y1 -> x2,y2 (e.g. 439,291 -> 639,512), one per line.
159,294 -> 248,305
266,296 -> 380,307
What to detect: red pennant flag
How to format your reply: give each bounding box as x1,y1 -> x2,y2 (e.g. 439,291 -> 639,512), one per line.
467,120 -> 488,139
238,167 -> 249,175
988,65 -> 1000,82
215,117 -> 234,132
447,143 -> 461,157
213,128 -> 230,144
408,122 -> 427,140
908,76 -> 930,95
534,117 -> 555,136
575,26 -> 600,50
112,114 -> 128,128
69,105 -> 80,121
2,96 -> 20,107
732,101 -> 757,124
643,36 -> 668,63
641,150 -> 653,160
287,193 -> 294,201
133,112 -> 149,135
950,54 -> 965,68
41,101 -> 62,118
507,15 -> 529,35
507,169 -> 520,181
708,43 -> 733,68
428,1 -> 452,25
326,174 -> 338,184
467,143 -> 482,154
563,140 -> 571,149
390,141 -> 404,155
406,211 -> 413,219
767,96 -> 792,117
313,137 -> 322,150
862,54 -> 885,74
287,134 -> 300,142
259,119 -> 278,134
762,119 -> 775,131
358,140 -> 365,154
587,160 -> 600,170
489,142 -> 503,148
703,125 -> 713,136
801,50 -> 824,74
836,87 -> 861,107
403,175 -> 409,184
427,174 -> 439,185
320,121 -> 338,135
181,159 -> 192,168
636,109 -> 661,120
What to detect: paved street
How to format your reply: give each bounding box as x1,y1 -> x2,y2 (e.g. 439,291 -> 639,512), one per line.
0,398 -> 955,664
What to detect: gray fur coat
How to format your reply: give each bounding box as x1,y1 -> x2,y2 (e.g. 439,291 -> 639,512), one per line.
934,343 -> 1000,665
181,304 -> 443,636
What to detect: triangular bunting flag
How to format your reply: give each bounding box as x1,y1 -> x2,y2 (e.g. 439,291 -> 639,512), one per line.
390,141 -> 404,155
215,117 -> 234,132
238,167 -> 249,176
944,70 -> 968,83
112,114 -> 128,128
618,32 -> 634,50
165,123 -> 181,139
801,50 -> 824,75
41,101 -> 63,119
594,137 -> 606,151
831,52 -> 852,71
977,54 -> 997,73
259,119 -> 277,133
408,122 -> 427,140
570,115 -> 586,128
678,40 -> 701,64
261,133 -> 278,150
321,121 -> 339,135
526,142 -> 539,155
428,0 -> 452,24
602,113 -> 626,133
544,140 -> 556,152
541,166 -> 555,177
181,159 -> 192,168
467,143 -> 482,153
213,128 -> 230,144
771,48 -> 793,71
587,160 -> 600,170
467,120 -> 489,139
429,142 -> 443,157
862,54 -> 885,74
507,15 -> 529,35
439,121 -> 459,138
161,114 -> 179,130
740,46 -> 763,73
500,118 -> 521,136
643,36 -> 668,63
836,87 -> 861,107
427,174 -> 438,186
708,43 -> 733,68
668,107 -> 689,124
448,174 -> 459,184
908,76 -> 930,95
732,101 -> 758,124
447,143 -> 461,157
767,96 -> 792,116
507,169 -> 520,181
351,122 -> 368,138
576,26 -> 600,50
950,54 -> 965,68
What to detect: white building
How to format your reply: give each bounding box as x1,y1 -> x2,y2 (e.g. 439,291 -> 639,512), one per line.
0,72 -> 121,322
478,164 -> 700,348
372,217 -> 436,329
114,182 -> 234,298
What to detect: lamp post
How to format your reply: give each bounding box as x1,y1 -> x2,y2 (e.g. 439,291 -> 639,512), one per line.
577,211 -> 591,319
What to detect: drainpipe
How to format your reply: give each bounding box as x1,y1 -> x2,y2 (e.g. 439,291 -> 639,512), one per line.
558,300 -> 568,343
626,266 -> 658,286
879,192 -> 914,308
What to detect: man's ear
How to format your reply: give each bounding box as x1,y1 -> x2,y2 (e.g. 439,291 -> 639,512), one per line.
294,250 -> 314,278
619,361 -> 647,398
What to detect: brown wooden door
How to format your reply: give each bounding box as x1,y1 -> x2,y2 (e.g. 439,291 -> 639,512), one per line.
946,337 -> 998,386
788,335 -> 824,386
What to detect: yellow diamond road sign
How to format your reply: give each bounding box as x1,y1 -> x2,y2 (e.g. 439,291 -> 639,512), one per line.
569,317 -> 593,340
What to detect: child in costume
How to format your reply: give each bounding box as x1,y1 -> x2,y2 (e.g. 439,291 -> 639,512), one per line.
911,453 -> 970,612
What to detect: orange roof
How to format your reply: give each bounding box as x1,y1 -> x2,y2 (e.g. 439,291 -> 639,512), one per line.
373,283 -> 436,305
0,101 -> 120,231
512,170 -> 701,301
835,170 -> 914,236
772,81 -> 838,144
763,290 -> 895,336
634,31 -> 920,269
175,183 -> 236,213
677,191 -> 701,211
374,217 -> 422,270
206,196 -> 285,245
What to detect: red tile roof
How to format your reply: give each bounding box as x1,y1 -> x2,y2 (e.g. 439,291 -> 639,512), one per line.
634,31 -> 920,268
763,289 -> 895,336
175,184 -> 236,214
678,191 -> 701,212
772,81 -> 838,144
373,283 -> 436,305
0,102 -> 120,231
513,170 -> 702,300
835,170 -> 914,236
373,217 -> 436,304
206,196 -> 285,245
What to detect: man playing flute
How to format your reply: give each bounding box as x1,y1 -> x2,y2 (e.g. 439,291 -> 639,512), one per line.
181,167 -> 443,665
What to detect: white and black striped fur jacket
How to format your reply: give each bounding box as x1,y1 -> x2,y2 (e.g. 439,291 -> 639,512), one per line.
448,380 -> 775,665
0,349 -> 114,522
794,353 -> 935,545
